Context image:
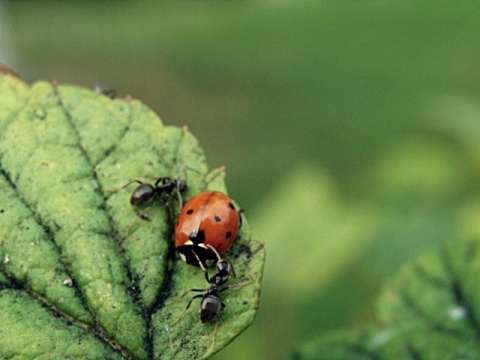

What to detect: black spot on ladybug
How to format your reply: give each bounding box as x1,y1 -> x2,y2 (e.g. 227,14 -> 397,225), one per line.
189,230 -> 205,245
225,231 -> 232,239
228,203 -> 235,210
186,209 -> 194,215
214,215 -> 221,222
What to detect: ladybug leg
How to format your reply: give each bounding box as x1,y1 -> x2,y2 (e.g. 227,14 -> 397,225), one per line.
238,209 -> 244,229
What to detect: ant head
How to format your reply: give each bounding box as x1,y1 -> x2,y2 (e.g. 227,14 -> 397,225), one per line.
210,262 -> 231,286
175,178 -> 188,193
205,244 -> 235,285
216,259 -> 230,275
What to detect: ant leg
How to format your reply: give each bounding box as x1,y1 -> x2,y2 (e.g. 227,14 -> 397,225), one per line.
109,176 -> 167,193
163,182 -> 187,231
167,287 -> 209,306
180,164 -> 205,190
205,244 -> 235,277
169,294 -> 204,327
121,179 -> 143,190
104,179 -> 143,194
163,197 -> 176,232
218,280 -> 254,294
180,287 -> 209,298
160,178 -> 184,230
173,188 -> 184,209
183,165 -> 201,174
154,177 -> 167,188
225,256 -> 236,278
179,165 -> 200,183
126,198 -> 157,236
206,244 -> 222,263
211,322 -> 219,350
185,293 -> 204,309
210,302 -> 226,350
161,188 -> 183,232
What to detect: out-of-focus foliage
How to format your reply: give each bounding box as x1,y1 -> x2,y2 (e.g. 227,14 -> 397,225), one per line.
285,235 -> 480,359
3,1 -> 480,358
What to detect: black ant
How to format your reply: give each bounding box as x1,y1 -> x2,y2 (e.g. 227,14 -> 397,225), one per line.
123,177 -> 187,234
93,84 -> 117,99
129,177 -> 187,208
171,244 -> 238,324
102,88 -> 117,99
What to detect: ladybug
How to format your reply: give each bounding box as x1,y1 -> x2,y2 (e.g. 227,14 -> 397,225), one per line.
175,191 -> 241,267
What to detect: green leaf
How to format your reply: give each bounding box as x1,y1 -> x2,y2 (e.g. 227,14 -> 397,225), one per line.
0,71 -> 265,359
288,238 -> 480,359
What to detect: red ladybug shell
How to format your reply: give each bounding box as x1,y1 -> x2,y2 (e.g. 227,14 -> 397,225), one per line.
175,191 -> 240,267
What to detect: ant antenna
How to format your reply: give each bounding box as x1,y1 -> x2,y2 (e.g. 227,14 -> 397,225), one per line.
206,244 -> 236,278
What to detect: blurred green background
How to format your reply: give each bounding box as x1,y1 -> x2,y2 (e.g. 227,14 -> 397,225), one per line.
3,1 -> 480,359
